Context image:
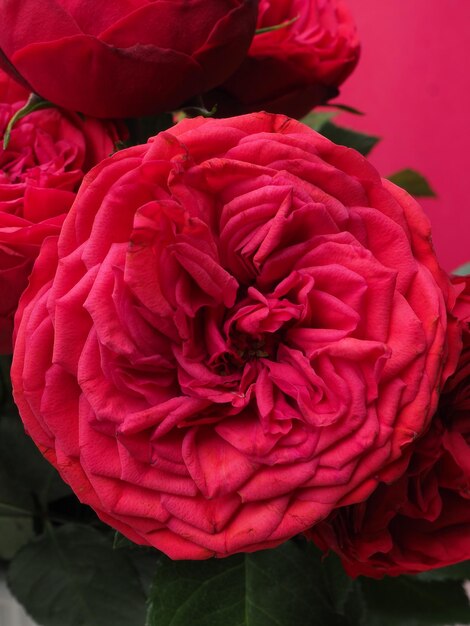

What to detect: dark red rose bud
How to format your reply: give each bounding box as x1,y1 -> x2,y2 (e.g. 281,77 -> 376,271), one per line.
0,69 -> 124,353
206,0 -> 360,119
0,0 -> 258,118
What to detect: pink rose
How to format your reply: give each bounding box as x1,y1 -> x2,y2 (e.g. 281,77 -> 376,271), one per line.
207,0 -> 360,118
310,276 -> 470,577
0,69 -> 123,353
0,0 -> 258,118
12,113 -> 460,559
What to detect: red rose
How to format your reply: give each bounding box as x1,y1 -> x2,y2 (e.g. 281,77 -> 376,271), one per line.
0,0 -> 258,119
0,69 -> 122,353
12,113 -> 459,559
310,276 -> 470,577
207,0 -> 360,118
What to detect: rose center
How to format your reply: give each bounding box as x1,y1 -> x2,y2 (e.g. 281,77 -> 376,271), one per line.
229,328 -> 276,360
211,328 -> 280,376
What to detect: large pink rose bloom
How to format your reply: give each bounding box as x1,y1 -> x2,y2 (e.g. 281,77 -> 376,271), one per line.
0,69 -> 122,353
207,0 -> 360,118
12,113 -> 460,559
0,0 -> 258,118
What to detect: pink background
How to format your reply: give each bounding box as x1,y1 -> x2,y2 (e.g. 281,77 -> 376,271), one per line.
334,0 -> 470,271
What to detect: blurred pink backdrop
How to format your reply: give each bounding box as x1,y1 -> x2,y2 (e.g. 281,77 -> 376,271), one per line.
335,0 -> 470,271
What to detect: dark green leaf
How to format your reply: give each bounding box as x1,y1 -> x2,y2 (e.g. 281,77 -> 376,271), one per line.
318,122 -> 380,156
0,411 -> 70,560
0,354 -> 13,414
0,515 -> 34,561
0,412 -> 71,505
453,262 -> 470,277
125,113 -> 174,146
113,532 -> 137,550
7,524 -> 147,626
113,533 -> 160,597
388,168 -> 436,197
0,476 -> 35,560
128,550 -> 159,600
301,111 -> 338,132
360,576 -> 470,626
147,541 -> 349,626
328,103 -> 365,116
322,553 -> 355,614
342,583 -> 367,626
416,560 -> 470,582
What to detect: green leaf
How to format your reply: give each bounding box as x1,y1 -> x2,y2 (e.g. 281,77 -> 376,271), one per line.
113,531 -> 137,550
3,93 -> 55,149
327,103 -> 365,116
127,549 -> 159,600
0,354 -> 14,414
301,111 -> 339,132
7,524 -> 147,626
322,553 -> 355,614
0,411 -> 71,560
113,532 -> 160,597
360,576 -> 470,626
416,560 -> 470,582
0,477 -> 35,560
342,583 -> 367,626
125,113 -> 174,146
0,515 -> 34,561
388,168 -> 436,197
453,261 -> 470,276
318,122 -> 380,156
0,411 -> 71,505
147,541 -> 352,626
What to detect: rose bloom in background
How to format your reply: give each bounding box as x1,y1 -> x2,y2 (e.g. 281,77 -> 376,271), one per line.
207,0 -> 360,119
0,0 -> 258,118
310,276 -> 470,577
12,113 -> 461,560
0,68 -> 122,353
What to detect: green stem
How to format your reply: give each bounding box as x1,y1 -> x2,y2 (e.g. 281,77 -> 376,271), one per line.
256,15 -> 299,35
3,93 -> 54,149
